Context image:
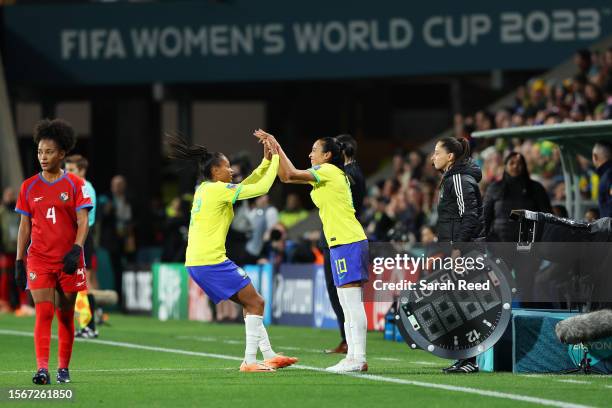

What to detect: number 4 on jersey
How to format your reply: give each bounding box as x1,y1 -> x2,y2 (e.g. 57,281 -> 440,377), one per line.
46,206 -> 56,224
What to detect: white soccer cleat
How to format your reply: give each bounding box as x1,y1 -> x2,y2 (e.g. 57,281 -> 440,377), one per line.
325,358 -> 368,373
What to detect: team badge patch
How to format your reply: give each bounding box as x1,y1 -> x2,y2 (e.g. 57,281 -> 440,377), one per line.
60,192 -> 69,201
29,272 -> 37,281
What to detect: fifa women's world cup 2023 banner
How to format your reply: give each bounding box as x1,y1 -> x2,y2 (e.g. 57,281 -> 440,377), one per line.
3,0 -> 612,84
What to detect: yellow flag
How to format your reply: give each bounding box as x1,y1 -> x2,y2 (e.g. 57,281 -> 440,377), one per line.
75,291 -> 92,329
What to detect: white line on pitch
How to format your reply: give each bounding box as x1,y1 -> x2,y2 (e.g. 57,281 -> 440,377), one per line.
176,336 -> 322,352
0,329 -> 595,408
0,368 -> 233,374
410,360 -> 438,365
556,380 -> 591,385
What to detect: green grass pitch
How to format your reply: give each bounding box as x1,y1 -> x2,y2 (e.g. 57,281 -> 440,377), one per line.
0,314 -> 610,407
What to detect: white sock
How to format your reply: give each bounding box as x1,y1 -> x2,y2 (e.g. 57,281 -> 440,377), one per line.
258,322 -> 277,360
244,315 -> 263,364
341,287 -> 367,364
244,317 -> 277,360
337,288 -> 354,360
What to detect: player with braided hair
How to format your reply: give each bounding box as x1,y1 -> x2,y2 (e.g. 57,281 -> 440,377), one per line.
166,134 -> 297,372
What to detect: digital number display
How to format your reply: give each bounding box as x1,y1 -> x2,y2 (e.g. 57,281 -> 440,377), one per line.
396,250 -> 513,360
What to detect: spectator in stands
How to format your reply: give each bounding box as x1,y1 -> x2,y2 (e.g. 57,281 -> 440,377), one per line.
420,225 -> 444,275
603,78 -> 612,120
278,193 -> 309,228
483,152 -> 551,305
584,208 -> 600,223
574,49 -> 592,77
161,197 -> 190,263
592,141 -> 612,217
245,195 -> 278,263
585,82 -> 603,115
552,205 -> 569,218
364,196 -> 392,241
259,222 -> 288,267
98,175 -> 134,310
420,225 -> 437,244
483,152 -> 551,242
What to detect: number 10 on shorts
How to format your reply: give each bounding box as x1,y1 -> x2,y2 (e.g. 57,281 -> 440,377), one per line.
335,258 -> 348,277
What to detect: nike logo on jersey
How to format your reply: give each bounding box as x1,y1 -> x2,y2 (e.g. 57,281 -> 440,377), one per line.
76,281 -> 86,287
34,197 -> 44,202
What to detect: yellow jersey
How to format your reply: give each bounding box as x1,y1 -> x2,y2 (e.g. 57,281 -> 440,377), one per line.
308,163 -> 367,247
185,155 -> 279,266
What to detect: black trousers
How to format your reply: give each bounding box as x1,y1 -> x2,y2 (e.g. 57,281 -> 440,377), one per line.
323,247 -> 346,342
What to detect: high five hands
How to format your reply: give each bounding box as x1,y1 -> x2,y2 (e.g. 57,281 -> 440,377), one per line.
254,129 -> 281,155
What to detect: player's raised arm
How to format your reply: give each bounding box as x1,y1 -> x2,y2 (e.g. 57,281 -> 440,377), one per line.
253,129 -> 315,184
233,140 -> 280,200
241,139 -> 273,185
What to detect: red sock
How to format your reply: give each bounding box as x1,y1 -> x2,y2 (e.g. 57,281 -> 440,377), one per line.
34,302 -> 54,370
56,308 -> 75,369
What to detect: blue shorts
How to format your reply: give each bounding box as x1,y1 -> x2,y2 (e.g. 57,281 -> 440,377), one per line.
187,260 -> 251,304
330,240 -> 369,287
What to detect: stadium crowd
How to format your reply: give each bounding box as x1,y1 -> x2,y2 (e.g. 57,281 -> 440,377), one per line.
362,47 -> 612,245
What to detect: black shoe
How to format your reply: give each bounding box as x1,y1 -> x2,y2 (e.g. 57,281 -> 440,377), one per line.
32,368 -> 51,385
444,359 -> 479,374
442,360 -> 461,372
57,368 -> 71,383
76,327 -> 98,339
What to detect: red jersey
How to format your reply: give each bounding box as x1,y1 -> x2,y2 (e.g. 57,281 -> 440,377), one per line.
15,172 -> 93,267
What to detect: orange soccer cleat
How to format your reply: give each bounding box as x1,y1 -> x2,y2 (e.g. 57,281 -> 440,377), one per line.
263,354 -> 299,369
239,361 -> 276,373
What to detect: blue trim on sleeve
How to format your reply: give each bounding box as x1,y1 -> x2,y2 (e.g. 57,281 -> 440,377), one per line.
14,208 -> 31,217
76,204 -> 94,212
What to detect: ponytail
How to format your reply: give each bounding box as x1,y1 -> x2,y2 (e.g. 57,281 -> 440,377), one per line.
336,134 -> 357,159
437,136 -> 470,165
319,137 -> 345,170
165,133 -> 225,180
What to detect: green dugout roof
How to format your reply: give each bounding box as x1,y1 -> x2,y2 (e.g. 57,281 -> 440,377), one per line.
472,120 -> 612,157
472,120 -> 612,218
